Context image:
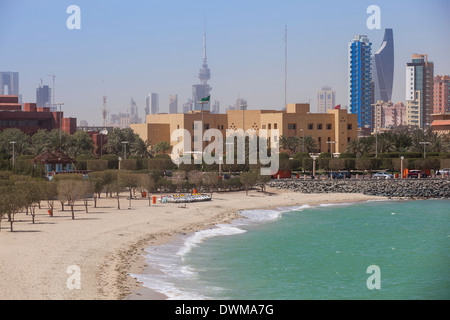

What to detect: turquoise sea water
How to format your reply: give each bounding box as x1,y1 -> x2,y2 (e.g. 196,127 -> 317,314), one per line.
133,199 -> 449,300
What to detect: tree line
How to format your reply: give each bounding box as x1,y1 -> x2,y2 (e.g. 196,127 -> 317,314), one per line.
0,127 -> 173,161
0,167 -> 273,232
280,127 -> 450,156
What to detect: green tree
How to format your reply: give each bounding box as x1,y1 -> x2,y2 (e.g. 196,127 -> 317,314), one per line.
0,128 -> 31,159
302,135 -> 318,153
57,179 -> 85,219
153,141 -> 172,154
240,171 -> 258,196
131,139 -> 153,158
139,174 -> 155,206
107,127 -> 142,157
119,171 -> 139,209
66,131 -> 94,158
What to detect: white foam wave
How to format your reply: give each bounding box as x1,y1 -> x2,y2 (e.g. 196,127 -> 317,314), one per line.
177,224 -> 246,257
134,203 -> 322,299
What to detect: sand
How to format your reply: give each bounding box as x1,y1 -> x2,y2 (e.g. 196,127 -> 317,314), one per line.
0,187 -> 386,300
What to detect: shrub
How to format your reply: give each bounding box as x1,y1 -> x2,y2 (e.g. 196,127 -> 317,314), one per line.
339,153 -> 356,159
302,158 -> 313,172
289,159 -> 302,171
120,159 -> 137,170
87,160 -> 108,171
318,158 -> 330,171
379,153 -> 400,159
402,152 -> 422,159
329,159 -> 346,171
101,154 -> 119,169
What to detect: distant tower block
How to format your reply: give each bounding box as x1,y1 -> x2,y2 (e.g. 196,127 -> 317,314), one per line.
102,96 -> 108,126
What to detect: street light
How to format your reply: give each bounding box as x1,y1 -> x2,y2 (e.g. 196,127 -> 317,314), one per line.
311,155 -> 318,178
327,141 -> 336,158
56,103 -> 64,149
121,141 -> 129,159
10,141 -> 17,169
300,128 -> 304,153
400,156 -> 405,179
419,142 -> 431,158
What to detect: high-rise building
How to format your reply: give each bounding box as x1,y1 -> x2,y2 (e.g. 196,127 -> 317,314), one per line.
183,98 -> 193,113
373,28 -> 394,103
0,72 -> 19,96
211,100 -> 220,114
130,97 -> 141,124
36,82 -> 52,108
169,95 -> 178,114
348,35 -> 373,128
317,86 -> 336,113
372,100 -> 406,131
192,27 -> 212,111
405,54 -> 434,128
433,75 -> 450,114
146,93 -> 159,115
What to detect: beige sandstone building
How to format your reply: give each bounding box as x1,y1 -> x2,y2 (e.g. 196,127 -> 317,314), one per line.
131,103 -> 358,155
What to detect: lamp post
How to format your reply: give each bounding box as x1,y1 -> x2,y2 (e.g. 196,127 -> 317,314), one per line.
311,155 -> 318,179
400,156 -> 404,179
327,141 -> 336,158
300,128 -> 304,153
56,103 -> 64,149
10,141 -> 17,169
375,127 -> 378,158
121,141 -> 129,160
419,142 -> 431,158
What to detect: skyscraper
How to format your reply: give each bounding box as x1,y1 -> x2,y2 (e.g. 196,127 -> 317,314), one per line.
36,82 -> 52,108
145,93 -> 159,115
0,72 -> 19,96
373,28 -> 394,103
169,95 -> 178,114
183,99 -> 193,113
211,100 -> 220,114
405,54 -> 434,128
317,86 -> 336,113
348,35 -> 373,128
192,26 -> 212,111
433,75 -> 450,114
130,97 -> 140,124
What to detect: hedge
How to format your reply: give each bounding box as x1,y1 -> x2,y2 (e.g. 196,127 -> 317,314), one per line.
87,160 -> 108,171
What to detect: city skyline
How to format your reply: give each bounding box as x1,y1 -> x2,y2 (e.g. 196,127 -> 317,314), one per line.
1,0 -> 449,126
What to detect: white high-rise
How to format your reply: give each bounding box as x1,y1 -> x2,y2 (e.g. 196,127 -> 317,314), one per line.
145,93 -> 159,115
317,86 -> 335,113
169,95 -> 178,114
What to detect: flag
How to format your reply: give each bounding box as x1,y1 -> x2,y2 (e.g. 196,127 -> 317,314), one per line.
334,105 -> 341,110
201,96 -> 210,102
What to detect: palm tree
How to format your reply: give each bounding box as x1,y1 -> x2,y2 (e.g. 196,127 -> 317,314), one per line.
302,135 -> 318,153
131,139 -> 153,158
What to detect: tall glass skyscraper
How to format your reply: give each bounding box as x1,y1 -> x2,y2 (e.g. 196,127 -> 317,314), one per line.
348,35 -> 373,128
373,28 -> 394,103
406,54 -> 434,128
0,72 -> 19,96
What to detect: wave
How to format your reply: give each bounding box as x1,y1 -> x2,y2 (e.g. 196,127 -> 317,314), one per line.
130,200 -> 371,299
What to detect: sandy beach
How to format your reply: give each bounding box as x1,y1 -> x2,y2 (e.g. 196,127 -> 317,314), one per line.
0,188 -> 387,300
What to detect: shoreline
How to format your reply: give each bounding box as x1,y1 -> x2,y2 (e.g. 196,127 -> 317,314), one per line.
0,188 -> 399,300
121,189 -> 393,300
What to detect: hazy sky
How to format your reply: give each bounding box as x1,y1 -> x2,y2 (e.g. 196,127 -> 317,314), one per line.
1,0 -> 449,125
